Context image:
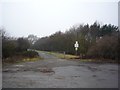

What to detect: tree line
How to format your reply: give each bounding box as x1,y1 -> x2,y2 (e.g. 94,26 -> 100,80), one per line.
33,22 -> 119,60
1,29 -> 38,59
1,21 -> 119,60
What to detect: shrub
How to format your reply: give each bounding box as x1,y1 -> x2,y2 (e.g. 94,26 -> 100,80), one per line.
22,51 -> 39,58
87,34 -> 118,60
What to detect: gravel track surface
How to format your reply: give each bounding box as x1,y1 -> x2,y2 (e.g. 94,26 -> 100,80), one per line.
2,51 -> 118,88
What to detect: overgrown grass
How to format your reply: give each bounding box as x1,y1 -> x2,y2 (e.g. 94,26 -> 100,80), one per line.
3,51 -> 42,65
41,51 -> 119,63
43,51 -> 79,59
52,53 -> 79,59
22,57 -> 42,62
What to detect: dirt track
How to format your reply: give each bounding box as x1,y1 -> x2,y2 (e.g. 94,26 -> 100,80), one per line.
2,51 -> 118,88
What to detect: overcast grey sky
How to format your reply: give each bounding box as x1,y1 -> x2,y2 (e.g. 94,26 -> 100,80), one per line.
0,0 -> 119,37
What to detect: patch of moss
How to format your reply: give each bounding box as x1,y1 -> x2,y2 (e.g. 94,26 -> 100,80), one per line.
22,57 -> 42,62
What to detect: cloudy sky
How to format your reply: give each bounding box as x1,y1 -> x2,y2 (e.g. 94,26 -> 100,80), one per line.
0,0 -> 119,37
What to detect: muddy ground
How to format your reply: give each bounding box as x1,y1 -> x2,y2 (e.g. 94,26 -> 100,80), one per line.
2,51 -> 118,88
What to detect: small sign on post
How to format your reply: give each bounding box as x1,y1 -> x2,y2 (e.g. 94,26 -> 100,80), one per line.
74,41 -> 79,55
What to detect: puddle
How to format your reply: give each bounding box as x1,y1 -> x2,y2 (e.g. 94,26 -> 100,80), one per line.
35,68 -> 55,73
87,66 -> 101,72
14,65 -> 24,67
71,76 -> 81,78
55,76 -> 65,79
3,68 -> 20,73
92,75 -> 97,77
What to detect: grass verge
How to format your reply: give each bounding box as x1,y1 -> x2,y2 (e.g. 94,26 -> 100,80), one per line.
3,56 -> 42,65
36,51 -> 119,63
3,51 -> 43,65
43,51 -> 79,59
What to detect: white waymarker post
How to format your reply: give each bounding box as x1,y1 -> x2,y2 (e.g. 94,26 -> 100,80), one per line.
74,41 -> 79,55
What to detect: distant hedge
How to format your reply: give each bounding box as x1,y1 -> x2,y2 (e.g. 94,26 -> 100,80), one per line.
22,51 -> 39,58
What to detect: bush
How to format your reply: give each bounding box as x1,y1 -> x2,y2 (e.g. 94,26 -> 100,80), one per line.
22,51 -> 39,58
2,40 -> 17,58
87,34 -> 118,60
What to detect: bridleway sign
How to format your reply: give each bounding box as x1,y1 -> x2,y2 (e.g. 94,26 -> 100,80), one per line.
74,41 -> 79,55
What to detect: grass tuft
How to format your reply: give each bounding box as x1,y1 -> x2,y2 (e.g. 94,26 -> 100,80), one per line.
44,51 -> 79,59
22,57 -> 41,62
